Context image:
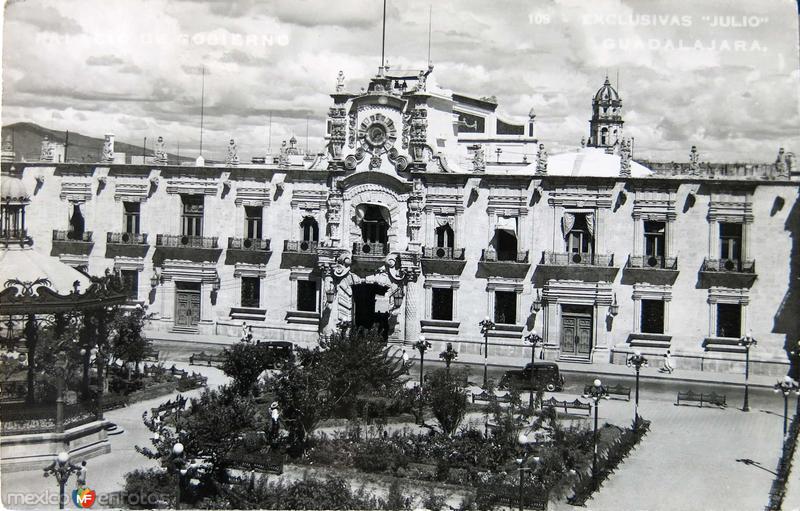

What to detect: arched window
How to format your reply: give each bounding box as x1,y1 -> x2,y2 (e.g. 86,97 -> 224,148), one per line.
435,224 -> 454,248
600,127 -> 609,146
360,205 -> 389,244
300,216 -> 319,242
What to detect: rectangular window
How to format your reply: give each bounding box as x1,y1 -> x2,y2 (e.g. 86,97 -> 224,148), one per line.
245,206 -> 263,239
494,291 -> 517,324
297,280 -> 318,312
644,221 -> 665,260
640,299 -> 664,334
716,303 -> 742,338
719,223 -> 742,262
567,214 -> 594,256
120,270 -> 138,300
182,196 -> 204,237
431,288 -> 454,321
123,202 -> 141,234
241,277 -> 260,308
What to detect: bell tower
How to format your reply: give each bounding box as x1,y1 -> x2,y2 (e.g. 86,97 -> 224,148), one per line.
588,76 -> 623,152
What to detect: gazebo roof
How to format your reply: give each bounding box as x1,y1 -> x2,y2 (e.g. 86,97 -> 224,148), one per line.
0,246 -> 128,313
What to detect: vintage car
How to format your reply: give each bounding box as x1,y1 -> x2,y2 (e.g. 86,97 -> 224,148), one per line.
498,362 -> 565,392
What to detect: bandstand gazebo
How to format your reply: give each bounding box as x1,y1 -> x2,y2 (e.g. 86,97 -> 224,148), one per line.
0,169 -> 128,470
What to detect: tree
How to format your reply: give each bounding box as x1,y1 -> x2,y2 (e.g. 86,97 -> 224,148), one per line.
221,342 -> 269,396
110,305 -> 152,377
317,326 -> 408,412
426,368 -> 469,437
137,386 -> 258,481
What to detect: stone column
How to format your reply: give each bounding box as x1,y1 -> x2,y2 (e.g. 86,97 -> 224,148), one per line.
403,278 -> 422,345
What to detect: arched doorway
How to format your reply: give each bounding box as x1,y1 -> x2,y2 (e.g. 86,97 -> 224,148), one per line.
352,282 -> 390,340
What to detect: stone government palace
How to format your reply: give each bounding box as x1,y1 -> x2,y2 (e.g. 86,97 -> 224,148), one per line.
1,66 -> 798,377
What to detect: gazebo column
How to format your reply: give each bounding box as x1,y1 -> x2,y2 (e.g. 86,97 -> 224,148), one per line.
80,312 -> 93,399
24,314 -> 37,404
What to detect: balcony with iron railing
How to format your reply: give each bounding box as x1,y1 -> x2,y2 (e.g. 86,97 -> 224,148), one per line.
353,241 -> 390,258
53,230 -> 93,243
0,228 -> 31,247
627,255 -> 678,270
537,250 -> 618,282
107,232 -> 148,245
156,234 -> 218,249
701,258 -> 755,273
699,257 -> 757,288
478,248 -> 530,278
228,237 -> 271,251
422,246 -> 465,260
624,254 -> 679,285
51,230 -> 94,256
284,239 -> 320,254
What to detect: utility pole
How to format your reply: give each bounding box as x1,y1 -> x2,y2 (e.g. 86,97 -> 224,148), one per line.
63,130 -> 70,162
199,65 -> 205,157
380,0 -> 387,72
142,137 -> 146,161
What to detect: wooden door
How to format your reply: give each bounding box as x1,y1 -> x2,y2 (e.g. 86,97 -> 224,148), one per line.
577,317 -> 592,355
560,316 -> 577,355
175,288 -> 201,327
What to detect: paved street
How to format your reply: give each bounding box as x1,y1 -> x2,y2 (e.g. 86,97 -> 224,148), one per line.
1,356 -> 796,510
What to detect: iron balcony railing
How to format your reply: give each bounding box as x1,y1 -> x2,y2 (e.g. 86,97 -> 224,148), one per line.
0,229 -> 30,246
422,246 -> 466,260
52,230 -> 93,242
482,249 -> 529,263
701,258 -> 755,273
353,241 -> 389,257
284,239 -> 319,253
107,232 -> 148,245
228,237 -> 271,251
627,255 -> 678,270
543,251 -> 615,266
156,234 -> 218,249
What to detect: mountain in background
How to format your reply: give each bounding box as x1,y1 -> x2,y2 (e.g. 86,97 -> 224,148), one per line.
1,122 -> 198,164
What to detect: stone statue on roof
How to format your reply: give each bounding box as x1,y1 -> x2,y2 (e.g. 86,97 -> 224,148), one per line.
154,136 -> 168,165
536,143 -> 548,175
620,138 -> 632,177
336,70 -> 345,93
688,145 -> 700,175
226,138 -> 239,166
101,134 -> 115,163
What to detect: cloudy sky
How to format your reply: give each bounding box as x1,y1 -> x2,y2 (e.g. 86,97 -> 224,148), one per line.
2,0 -> 799,162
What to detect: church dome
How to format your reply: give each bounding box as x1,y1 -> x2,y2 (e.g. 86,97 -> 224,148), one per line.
594,77 -> 620,103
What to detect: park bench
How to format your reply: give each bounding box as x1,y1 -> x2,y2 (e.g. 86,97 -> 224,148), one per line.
151,395 -> 188,420
542,397 -> 591,416
471,391 -> 512,404
142,348 -> 160,362
168,365 -> 188,378
189,351 -> 226,367
178,372 -> 208,390
675,391 -> 726,408
583,383 -> 631,401
224,449 -> 285,475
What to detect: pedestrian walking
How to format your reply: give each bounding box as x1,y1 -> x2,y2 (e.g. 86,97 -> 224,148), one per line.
659,350 -> 674,374
241,323 -> 253,343
402,349 -> 409,372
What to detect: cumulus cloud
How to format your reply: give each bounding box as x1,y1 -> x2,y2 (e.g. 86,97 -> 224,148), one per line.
1,0 -> 798,162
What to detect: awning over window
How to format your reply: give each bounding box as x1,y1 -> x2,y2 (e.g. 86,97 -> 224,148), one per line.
495,216 -> 517,235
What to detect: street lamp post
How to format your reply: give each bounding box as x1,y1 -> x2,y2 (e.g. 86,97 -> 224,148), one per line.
43,451 -> 81,509
582,378 -> 609,488
439,342 -> 458,375
516,431 -> 540,511
413,335 -> 432,385
739,330 -> 757,412
790,340 -> 800,414
626,351 -> 648,428
773,376 -> 800,445
479,317 -> 495,389
524,330 -> 544,409
172,442 -> 185,509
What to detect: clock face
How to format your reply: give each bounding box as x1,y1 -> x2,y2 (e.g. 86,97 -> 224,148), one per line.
358,113 -> 397,151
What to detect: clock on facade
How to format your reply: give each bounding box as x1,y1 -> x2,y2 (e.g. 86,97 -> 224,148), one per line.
358,113 -> 397,152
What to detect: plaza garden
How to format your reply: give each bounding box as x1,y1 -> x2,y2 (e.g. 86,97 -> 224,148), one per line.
116,325 -> 650,510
